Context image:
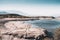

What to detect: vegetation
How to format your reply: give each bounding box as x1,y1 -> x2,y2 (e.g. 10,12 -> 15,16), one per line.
54,28 -> 60,40
43,27 -> 60,40
44,37 -> 52,40
0,14 -> 31,18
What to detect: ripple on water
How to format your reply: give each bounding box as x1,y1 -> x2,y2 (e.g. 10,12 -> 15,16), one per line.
25,20 -> 60,29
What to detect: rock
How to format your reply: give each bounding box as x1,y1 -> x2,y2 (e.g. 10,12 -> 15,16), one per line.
13,37 -> 20,40
0,21 -> 48,40
27,28 -> 46,38
2,35 -> 13,40
4,21 -> 31,31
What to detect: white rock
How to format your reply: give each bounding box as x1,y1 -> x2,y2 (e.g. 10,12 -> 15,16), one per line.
3,21 -> 47,39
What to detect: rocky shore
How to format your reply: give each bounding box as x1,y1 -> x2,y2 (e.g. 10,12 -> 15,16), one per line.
0,13 -> 58,40
0,21 -> 48,40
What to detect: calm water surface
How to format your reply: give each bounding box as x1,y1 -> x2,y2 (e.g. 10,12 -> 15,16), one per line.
25,19 -> 60,31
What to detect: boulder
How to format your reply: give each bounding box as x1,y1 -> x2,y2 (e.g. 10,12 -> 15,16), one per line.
2,35 -> 13,40
0,21 -> 48,40
4,21 -> 31,31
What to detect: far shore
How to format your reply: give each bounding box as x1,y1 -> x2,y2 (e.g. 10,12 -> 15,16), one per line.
0,18 -> 60,22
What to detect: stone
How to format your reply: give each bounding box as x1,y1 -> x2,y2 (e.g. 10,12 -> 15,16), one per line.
2,35 -> 13,40
0,21 -> 48,40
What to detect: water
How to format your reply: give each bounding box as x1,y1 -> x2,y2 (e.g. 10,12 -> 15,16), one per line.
25,19 -> 60,31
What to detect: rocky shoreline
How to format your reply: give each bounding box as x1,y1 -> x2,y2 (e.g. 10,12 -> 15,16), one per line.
0,14 -> 59,40
0,21 -> 48,40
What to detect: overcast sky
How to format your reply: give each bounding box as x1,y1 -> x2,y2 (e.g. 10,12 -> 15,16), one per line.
0,0 -> 60,16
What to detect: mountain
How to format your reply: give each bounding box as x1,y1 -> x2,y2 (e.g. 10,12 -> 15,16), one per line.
0,11 -> 30,18
0,11 -> 55,19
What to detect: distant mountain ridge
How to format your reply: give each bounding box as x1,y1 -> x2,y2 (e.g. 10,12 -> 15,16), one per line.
0,11 -> 30,18
0,11 -> 55,19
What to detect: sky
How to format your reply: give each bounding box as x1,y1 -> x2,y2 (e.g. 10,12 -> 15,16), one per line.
0,0 -> 60,17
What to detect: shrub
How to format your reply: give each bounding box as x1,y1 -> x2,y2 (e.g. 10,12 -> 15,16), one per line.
54,28 -> 60,40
